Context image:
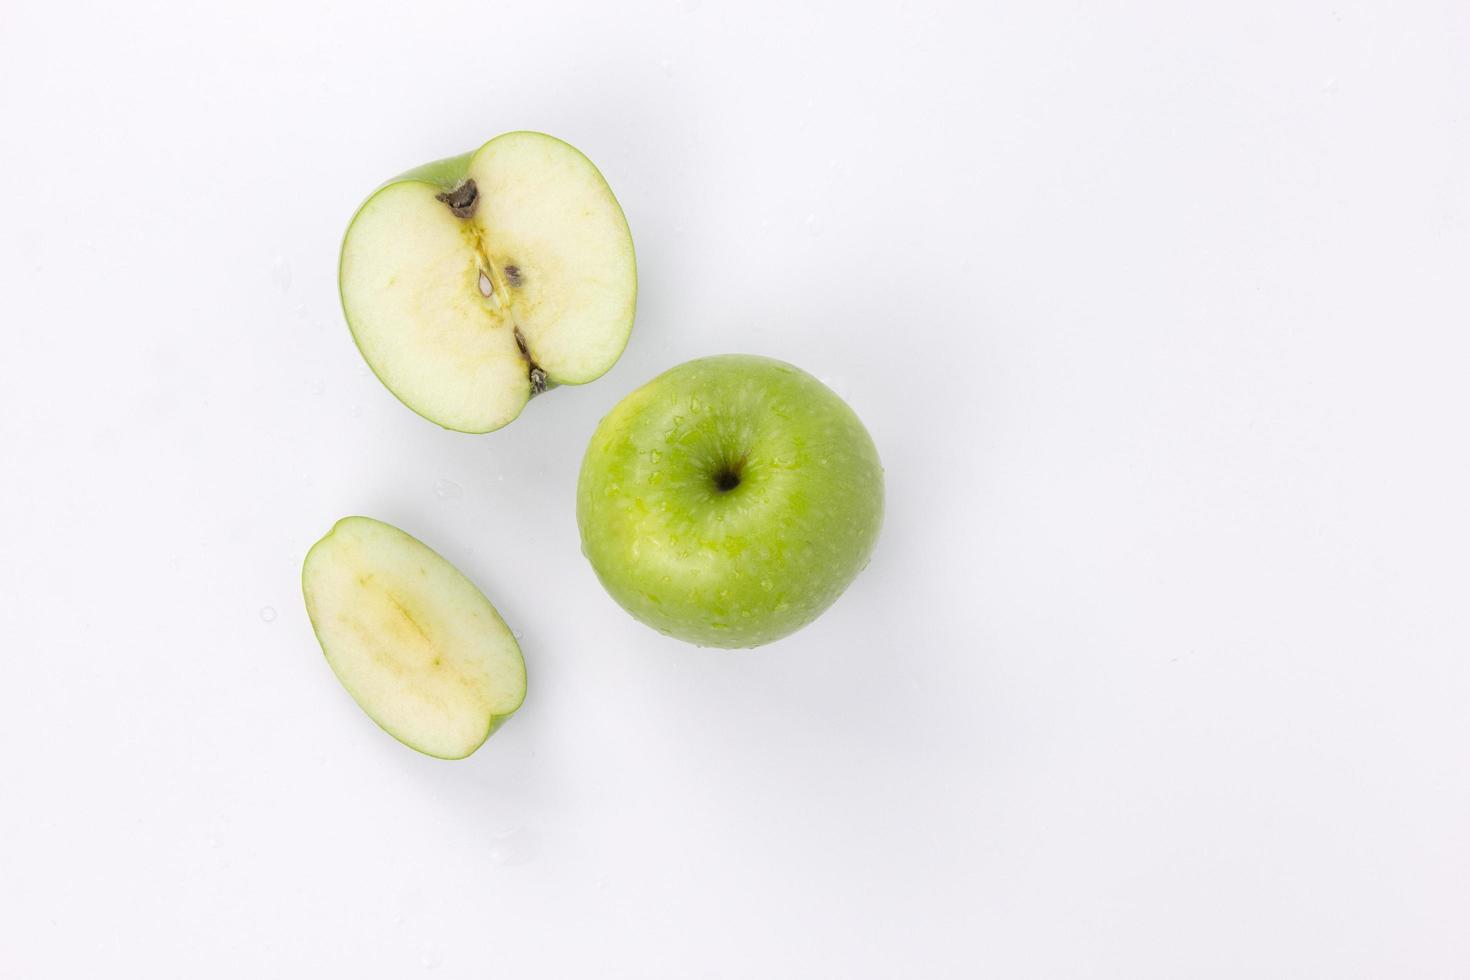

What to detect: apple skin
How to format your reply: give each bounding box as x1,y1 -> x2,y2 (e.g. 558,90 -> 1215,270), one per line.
576,355 -> 883,648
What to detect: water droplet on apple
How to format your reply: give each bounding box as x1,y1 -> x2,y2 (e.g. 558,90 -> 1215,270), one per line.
649,450 -> 662,463
269,256 -> 292,292
433,479 -> 464,502
487,827 -> 539,866
258,606 -> 277,623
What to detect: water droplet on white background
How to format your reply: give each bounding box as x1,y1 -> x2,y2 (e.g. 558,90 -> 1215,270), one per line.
308,379 -> 325,396
349,405 -> 362,418
269,256 -> 292,292
207,834 -> 222,849
258,606 -> 277,623
805,213 -> 822,236
433,479 -> 463,502
487,827 -> 539,866
420,950 -> 442,970
512,629 -> 524,640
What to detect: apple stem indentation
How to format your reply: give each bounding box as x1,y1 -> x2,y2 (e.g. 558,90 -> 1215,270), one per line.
713,458 -> 746,493
513,327 -> 548,395
434,179 -> 479,219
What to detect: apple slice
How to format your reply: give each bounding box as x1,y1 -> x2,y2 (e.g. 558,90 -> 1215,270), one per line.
339,131 -> 637,433
302,516 -> 527,759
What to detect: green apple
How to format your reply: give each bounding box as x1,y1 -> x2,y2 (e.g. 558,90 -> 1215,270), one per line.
302,516 -> 527,759
576,355 -> 884,648
339,132 -> 637,433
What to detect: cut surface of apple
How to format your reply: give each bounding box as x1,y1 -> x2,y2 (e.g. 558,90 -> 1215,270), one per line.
340,131 -> 637,433
302,516 -> 526,759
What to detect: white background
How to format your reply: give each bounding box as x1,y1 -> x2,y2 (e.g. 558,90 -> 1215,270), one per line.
2,1 -> 1467,976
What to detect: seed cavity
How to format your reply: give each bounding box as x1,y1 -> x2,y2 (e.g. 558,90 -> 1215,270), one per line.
477,270 -> 493,297
435,180 -> 478,219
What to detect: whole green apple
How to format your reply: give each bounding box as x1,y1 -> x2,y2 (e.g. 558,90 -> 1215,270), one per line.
577,355 -> 883,648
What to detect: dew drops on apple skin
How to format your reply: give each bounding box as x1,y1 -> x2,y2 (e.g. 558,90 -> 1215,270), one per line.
258,606 -> 277,623
432,478 -> 463,502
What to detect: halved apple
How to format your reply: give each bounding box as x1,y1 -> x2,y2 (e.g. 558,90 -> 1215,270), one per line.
339,132 -> 637,433
302,516 -> 527,759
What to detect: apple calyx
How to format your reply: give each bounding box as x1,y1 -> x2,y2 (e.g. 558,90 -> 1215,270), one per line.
434,179 -> 479,218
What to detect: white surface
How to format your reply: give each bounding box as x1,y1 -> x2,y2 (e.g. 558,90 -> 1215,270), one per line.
2,1 -> 1467,976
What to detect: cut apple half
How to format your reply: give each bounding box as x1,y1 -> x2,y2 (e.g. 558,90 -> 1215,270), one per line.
339,131 -> 637,433
302,516 -> 527,759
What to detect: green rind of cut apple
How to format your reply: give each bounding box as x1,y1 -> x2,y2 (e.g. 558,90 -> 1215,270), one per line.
339,131 -> 638,434
302,516 -> 527,760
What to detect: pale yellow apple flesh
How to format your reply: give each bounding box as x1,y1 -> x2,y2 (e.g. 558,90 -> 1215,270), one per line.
340,132 -> 637,433
302,516 -> 527,759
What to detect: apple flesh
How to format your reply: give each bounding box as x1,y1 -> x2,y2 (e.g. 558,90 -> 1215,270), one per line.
576,355 -> 884,648
339,132 -> 637,433
302,516 -> 527,758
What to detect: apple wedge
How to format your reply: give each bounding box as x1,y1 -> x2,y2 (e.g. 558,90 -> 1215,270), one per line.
302,516 -> 526,759
339,131 -> 637,433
